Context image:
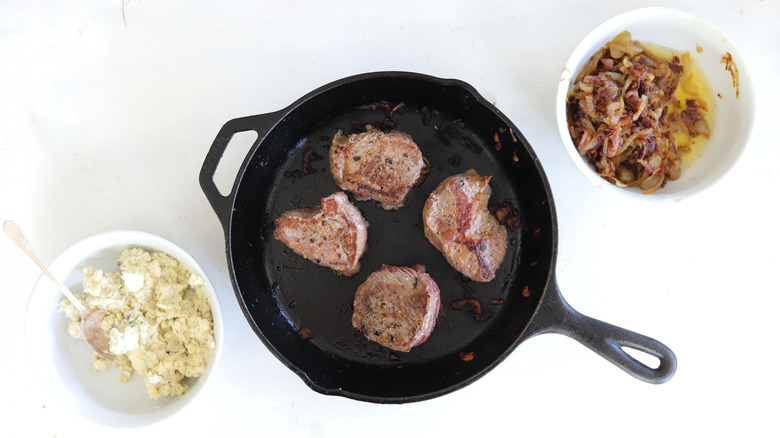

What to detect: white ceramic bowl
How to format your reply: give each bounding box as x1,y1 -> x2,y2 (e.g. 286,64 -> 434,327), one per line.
24,230 -> 223,428
556,7 -> 755,201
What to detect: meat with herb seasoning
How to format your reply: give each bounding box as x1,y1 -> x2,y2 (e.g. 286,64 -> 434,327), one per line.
352,264 -> 441,352
330,125 -> 426,210
274,192 -> 368,276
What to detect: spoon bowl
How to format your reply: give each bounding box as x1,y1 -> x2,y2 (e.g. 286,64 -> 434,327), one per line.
79,308 -> 115,361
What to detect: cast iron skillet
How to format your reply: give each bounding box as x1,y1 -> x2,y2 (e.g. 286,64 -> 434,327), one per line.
199,71 -> 676,403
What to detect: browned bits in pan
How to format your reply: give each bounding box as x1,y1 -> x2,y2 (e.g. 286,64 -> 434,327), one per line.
473,312 -> 493,322
490,298 -> 504,305
450,298 -> 493,322
493,132 -> 502,151
358,101 -> 392,113
451,298 -> 482,314
357,100 -> 406,116
302,148 -> 323,175
298,327 -> 315,340
521,286 -> 531,298
388,353 -> 400,361
286,147 -> 323,178
389,102 -> 405,116
489,202 -> 522,231
453,273 -> 474,292
459,351 -> 475,362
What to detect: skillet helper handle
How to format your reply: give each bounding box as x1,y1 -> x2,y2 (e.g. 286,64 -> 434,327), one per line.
531,286 -> 677,384
199,111 -> 284,230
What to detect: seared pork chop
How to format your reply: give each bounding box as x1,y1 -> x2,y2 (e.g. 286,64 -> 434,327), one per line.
274,192 -> 368,276
352,264 -> 441,352
330,126 -> 425,210
422,169 -> 508,282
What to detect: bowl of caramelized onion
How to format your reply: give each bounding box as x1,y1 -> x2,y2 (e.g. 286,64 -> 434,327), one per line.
557,7 -> 754,200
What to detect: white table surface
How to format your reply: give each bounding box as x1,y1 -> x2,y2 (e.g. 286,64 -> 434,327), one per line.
2,1 -> 778,436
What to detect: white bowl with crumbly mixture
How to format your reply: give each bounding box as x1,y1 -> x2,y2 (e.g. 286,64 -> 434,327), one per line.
24,230 -> 223,427
557,7 -> 755,201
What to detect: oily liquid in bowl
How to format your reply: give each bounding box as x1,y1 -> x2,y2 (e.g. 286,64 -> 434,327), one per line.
641,41 -> 715,170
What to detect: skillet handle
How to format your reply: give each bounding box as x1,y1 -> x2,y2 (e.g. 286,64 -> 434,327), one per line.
199,111 -> 285,230
528,285 -> 677,384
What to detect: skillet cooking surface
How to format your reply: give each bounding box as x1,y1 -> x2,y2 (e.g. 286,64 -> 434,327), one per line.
215,73 -> 557,401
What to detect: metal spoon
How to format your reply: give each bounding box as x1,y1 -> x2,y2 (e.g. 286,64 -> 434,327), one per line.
5,220 -> 116,361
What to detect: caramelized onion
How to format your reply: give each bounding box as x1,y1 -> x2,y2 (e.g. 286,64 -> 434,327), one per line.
566,31 -> 710,193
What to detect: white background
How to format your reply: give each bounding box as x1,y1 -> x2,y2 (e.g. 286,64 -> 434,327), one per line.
2,0 -> 778,436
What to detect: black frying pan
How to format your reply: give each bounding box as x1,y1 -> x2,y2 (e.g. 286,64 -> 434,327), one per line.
199,71 -> 676,403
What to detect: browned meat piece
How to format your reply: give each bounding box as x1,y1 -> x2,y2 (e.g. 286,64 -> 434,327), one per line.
352,264 -> 441,352
422,169 -> 508,282
330,125 -> 425,210
274,192 -> 368,276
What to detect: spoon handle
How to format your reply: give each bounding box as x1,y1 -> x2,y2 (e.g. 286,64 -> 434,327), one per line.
4,220 -> 86,313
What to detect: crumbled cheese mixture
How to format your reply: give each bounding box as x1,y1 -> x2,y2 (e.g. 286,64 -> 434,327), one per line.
58,248 -> 215,400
